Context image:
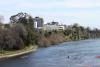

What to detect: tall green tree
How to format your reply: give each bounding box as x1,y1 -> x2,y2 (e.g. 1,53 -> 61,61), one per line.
10,12 -> 36,45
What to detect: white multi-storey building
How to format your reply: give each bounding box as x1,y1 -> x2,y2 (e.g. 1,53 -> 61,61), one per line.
43,21 -> 66,31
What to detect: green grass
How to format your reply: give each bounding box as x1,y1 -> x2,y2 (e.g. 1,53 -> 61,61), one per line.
0,45 -> 38,57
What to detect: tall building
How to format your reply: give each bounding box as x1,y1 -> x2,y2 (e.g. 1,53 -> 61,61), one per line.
34,17 -> 44,30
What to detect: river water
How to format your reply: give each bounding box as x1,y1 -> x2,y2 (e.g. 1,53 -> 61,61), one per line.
1,39 -> 100,67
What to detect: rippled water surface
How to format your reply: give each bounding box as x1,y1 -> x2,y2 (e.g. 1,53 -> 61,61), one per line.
1,39 -> 100,67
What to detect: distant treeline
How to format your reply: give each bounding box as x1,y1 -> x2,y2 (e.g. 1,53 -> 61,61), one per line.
0,12 -> 100,51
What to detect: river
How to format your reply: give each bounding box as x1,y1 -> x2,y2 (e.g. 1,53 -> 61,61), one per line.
1,39 -> 100,67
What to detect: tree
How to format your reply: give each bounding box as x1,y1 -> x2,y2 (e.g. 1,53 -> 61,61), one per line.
10,12 -> 37,46
10,23 -> 28,45
10,12 -> 34,26
0,28 -> 4,51
0,28 -> 24,50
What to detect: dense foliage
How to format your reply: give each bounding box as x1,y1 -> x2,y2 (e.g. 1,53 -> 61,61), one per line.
63,23 -> 100,41
0,12 -> 100,51
0,13 -> 36,51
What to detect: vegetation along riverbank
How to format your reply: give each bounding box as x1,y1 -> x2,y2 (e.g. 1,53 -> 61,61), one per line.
0,12 -> 100,58
0,45 -> 37,59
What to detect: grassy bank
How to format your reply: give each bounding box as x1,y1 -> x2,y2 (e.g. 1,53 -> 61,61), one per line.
0,45 -> 38,59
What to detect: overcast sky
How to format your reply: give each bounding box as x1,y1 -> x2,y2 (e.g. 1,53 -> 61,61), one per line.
0,0 -> 100,28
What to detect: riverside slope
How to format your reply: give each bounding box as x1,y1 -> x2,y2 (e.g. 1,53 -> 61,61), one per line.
0,46 -> 37,59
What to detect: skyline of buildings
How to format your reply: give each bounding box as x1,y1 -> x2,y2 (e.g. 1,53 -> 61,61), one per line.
33,17 -> 66,31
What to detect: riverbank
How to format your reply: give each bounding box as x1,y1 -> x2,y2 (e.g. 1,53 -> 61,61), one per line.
0,39 -> 100,67
0,45 -> 38,59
